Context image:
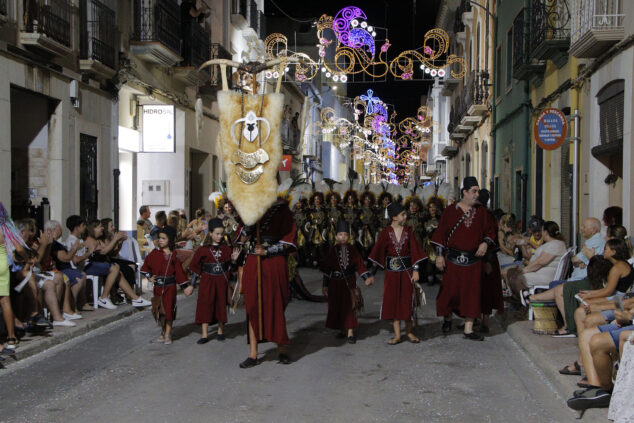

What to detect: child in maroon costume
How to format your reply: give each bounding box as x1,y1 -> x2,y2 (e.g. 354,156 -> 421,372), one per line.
190,218 -> 240,344
141,227 -> 192,345
320,220 -> 374,344
369,202 -> 427,344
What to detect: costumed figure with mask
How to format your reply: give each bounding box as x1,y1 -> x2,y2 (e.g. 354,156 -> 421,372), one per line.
308,191 -> 327,267
320,220 -> 374,344
359,190 -> 377,259
369,202 -> 427,344
423,197 -> 445,285
292,198 -> 310,266
432,177 -> 496,341
376,191 -> 393,236
190,218 -> 241,344
405,196 -> 425,246
217,199 -> 240,246
342,190 -> 360,246
326,191 -> 343,247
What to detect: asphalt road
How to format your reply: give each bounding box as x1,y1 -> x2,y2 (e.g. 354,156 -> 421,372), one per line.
0,267 -> 580,423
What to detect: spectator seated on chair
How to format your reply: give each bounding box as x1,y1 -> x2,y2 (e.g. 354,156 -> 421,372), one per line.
508,221 -> 567,302
531,225 -> 631,336
568,218 -> 605,282
48,219 -> 88,318
497,214 -> 523,267
82,219 -> 150,309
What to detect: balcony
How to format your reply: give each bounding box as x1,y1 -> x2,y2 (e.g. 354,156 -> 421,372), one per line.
513,9 -> 545,81
441,145 -> 459,159
570,0 -> 625,58
198,43 -> 234,100
530,0 -> 570,65
460,0 -> 473,28
20,0 -> 73,57
464,70 -> 489,123
79,0 -> 117,80
131,0 -> 182,66
174,22 -> 211,85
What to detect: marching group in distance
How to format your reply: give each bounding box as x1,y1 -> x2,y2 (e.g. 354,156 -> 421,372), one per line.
1,175 -> 633,417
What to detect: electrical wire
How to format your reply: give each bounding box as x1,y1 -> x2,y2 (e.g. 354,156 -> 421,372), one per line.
268,0 -> 317,23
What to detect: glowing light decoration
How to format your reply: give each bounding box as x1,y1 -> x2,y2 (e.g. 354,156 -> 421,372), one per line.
360,89 -> 380,114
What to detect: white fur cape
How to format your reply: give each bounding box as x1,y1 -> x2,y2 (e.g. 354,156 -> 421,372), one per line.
217,91 -> 284,226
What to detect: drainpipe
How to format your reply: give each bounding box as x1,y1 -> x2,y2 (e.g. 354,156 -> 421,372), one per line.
490,12 -> 498,207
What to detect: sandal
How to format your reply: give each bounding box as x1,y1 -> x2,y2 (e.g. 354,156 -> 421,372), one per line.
163,338 -> 172,345
577,378 -> 592,388
151,336 -> 165,344
6,337 -> 18,349
559,361 -> 581,376
387,337 -> 403,345
406,334 -> 420,343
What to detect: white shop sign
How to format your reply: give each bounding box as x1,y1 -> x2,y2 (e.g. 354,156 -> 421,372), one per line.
142,105 -> 175,152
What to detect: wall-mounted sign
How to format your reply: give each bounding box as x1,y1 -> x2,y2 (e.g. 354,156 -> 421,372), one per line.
279,155 -> 292,171
142,105 -> 175,152
534,108 -> 567,150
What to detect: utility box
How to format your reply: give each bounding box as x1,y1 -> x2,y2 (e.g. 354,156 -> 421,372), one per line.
142,180 -> 169,205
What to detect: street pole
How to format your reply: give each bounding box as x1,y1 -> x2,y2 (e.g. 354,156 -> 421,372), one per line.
572,109 -> 580,249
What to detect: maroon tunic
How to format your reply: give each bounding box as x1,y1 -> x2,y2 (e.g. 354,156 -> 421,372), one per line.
241,202 -> 296,345
141,250 -> 188,321
319,244 -> 369,331
432,204 -> 496,319
369,225 -> 427,322
190,244 -> 232,325
481,209 -> 504,315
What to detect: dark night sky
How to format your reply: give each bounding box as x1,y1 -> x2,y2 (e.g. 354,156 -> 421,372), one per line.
264,0 -> 441,118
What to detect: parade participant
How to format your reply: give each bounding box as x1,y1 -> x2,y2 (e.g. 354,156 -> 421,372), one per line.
342,190 -> 360,245
237,200 -> 297,368
320,220 -> 374,344
141,227 -> 192,345
293,198 -> 310,266
423,197 -> 444,285
359,191 -> 377,259
432,177 -> 496,341
376,191 -> 393,233
217,199 -> 240,246
326,191 -> 343,246
477,189 -> 504,333
405,196 -> 425,246
308,191 -> 327,266
369,202 -> 427,344
190,218 -> 240,344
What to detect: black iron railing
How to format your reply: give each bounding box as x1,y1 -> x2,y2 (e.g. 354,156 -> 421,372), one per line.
447,95 -> 466,135
530,0 -> 570,50
0,0 -> 7,16
133,0 -> 181,55
465,70 -> 488,110
209,43 -> 233,88
23,0 -> 73,47
80,0 -> 116,69
182,22 -> 210,72
512,10 -> 527,72
453,8 -> 465,34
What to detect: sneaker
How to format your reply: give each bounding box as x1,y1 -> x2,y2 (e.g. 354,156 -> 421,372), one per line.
519,289 -> 530,307
97,297 -> 117,310
53,319 -> 77,327
131,297 -> 152,307
31,314 -> 50,327
63,312 -> 83,320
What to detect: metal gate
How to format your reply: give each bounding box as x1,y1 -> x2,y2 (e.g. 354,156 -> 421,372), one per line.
80,134 -> 98,220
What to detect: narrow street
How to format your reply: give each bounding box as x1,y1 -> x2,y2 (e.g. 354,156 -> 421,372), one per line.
1,268 -> 579,423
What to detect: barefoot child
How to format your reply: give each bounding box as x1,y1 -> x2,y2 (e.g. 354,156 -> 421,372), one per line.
320,221 -> 374,343
190,218 -> 240,344
141,227 -> 192,344
369,202 -> 427,344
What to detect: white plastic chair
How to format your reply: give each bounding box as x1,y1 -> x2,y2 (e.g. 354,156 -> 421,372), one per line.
528,247 -> 576,320
86,275 -> 101,309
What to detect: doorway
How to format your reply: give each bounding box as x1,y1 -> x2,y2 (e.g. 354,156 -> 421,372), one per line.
189,148 -> 210,217
80,134 -> 99,220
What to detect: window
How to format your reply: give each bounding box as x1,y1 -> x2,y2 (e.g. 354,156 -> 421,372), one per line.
476,23 -> 481,71
495,45 -> 502,98
506,29 -> 513,88
597,80 -> 624,145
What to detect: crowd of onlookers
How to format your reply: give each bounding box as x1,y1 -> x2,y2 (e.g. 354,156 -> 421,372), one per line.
490,205 -> 633,417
